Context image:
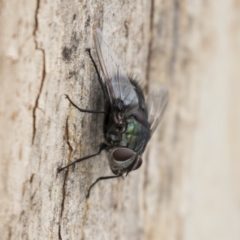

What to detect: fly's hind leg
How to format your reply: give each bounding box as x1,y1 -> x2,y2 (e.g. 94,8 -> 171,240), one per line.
85,48 -> 108,98
85,48 -> 101,80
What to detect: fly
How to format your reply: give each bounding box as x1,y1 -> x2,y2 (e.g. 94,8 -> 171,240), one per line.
58,29 -> 169,198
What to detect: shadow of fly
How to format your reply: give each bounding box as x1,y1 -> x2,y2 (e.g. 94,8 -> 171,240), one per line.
58,29 -> 168,198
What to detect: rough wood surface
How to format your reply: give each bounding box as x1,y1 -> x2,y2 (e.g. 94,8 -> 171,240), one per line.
0,0 -> 240,239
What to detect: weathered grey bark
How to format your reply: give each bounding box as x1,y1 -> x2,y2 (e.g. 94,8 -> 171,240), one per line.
1,0 -> 240,240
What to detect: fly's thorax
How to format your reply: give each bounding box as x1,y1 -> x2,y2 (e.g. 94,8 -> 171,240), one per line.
108,147 -> 142,175
104,114 -> 150,154
121,117 -> 150,153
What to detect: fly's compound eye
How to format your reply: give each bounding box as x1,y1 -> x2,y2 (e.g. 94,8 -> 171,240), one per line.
109,148 -> 143,174
112,148 -> 135,162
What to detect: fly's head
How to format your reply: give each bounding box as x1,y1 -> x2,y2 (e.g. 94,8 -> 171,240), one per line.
108,148 -> 142,175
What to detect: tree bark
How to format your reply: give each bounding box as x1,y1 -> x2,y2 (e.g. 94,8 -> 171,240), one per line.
1,0 -> 240,240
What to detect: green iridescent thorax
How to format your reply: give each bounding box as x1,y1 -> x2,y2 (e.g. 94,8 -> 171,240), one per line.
120,117 -> 150,154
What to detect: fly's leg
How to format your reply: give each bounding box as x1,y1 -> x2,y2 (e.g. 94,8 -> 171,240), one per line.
85,48 -> 108,98
57,143 -> 108,173
86,174 -> 123,198
65,94 -> 106,114
86,48 -> 101,81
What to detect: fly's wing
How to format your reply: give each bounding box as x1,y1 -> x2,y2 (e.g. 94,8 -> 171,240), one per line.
94,29 -> 138,115
147,87 -> 169,134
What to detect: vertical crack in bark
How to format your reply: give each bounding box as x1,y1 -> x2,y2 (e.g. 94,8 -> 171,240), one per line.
58,118 -> 73,239
145,0 -> 155,92
32,0 -> 46,144
58,225 -> 62,240
8,226 -> 12,239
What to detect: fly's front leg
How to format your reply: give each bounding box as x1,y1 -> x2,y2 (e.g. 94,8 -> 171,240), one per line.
86,174 -> 123,198
57,143 -> 108,173
65,94 -> 106,114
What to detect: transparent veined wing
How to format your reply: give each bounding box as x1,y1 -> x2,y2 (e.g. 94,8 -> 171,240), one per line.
94,29 -> 139,115
147,87 -> 169,134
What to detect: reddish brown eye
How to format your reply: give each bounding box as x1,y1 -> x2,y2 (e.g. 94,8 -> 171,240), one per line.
112,148 -> 135,162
